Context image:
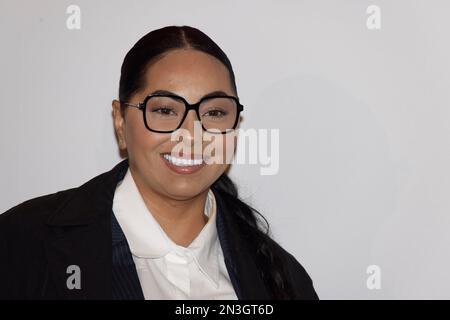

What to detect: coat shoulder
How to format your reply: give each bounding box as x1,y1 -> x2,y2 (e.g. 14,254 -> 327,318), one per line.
0,188 -> 76,235
267,237 -> 319,300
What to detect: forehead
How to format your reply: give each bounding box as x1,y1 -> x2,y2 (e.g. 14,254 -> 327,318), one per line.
142,49 -> 234,102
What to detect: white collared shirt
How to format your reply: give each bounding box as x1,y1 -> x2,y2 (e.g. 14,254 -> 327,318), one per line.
112,168 -> 238,300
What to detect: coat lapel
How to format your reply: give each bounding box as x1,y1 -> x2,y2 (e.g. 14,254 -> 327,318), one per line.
44,221 -> 111,299
111,211 -> 145,299
214,190 -> 271,299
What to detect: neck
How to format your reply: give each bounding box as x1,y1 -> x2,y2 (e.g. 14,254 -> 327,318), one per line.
130,167 -> 209,248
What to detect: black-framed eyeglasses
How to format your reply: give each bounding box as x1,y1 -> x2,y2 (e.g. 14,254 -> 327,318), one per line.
120,93 -> 244,134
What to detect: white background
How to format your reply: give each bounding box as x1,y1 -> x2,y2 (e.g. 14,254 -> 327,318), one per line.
1,0 -> 449,299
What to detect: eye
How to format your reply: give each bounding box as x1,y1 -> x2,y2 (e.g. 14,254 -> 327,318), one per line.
202,109 -> 228,118
151,107 -> 178,116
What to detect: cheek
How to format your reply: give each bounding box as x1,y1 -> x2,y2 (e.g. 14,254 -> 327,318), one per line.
199,133 -> 236,180
208,132 -> 237,163
125,118 -> 166,161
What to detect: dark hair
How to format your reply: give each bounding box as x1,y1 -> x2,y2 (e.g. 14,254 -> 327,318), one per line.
118,25 -> 295,299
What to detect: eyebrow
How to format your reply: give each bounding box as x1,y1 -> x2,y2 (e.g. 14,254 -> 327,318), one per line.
149,89 -> 232,100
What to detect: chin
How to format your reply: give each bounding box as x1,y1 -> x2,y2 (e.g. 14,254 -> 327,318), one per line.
164,186 -> 207,200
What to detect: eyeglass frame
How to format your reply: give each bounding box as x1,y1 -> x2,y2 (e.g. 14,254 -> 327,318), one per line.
120,92 -> 244,134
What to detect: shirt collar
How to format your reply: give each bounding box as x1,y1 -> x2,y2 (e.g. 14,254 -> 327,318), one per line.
112,168 -> 220,288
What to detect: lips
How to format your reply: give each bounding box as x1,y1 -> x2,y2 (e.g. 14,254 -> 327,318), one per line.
160,153 -> 207,175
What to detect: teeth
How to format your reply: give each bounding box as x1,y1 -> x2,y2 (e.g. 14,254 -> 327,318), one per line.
163,154 -> 204,167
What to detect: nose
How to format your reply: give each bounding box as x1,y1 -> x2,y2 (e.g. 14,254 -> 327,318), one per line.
180,109 -> 199,132
177,110 -> 203,149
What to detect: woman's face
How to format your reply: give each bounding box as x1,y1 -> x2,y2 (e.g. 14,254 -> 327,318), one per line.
113,49 -> 239,200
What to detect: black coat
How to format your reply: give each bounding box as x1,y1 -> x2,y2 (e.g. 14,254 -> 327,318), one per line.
0,159 -> 318,300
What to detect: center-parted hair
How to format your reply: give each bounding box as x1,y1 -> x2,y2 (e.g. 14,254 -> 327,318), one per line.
118,25 -> 295,299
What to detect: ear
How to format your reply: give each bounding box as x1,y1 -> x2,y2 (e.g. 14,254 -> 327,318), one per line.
112,99 -> 127,150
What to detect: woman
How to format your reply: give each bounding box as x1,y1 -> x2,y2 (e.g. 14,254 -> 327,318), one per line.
0,26 -> 318,300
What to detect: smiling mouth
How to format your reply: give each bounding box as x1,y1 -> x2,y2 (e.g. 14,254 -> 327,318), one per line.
160,153 -> 208,167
